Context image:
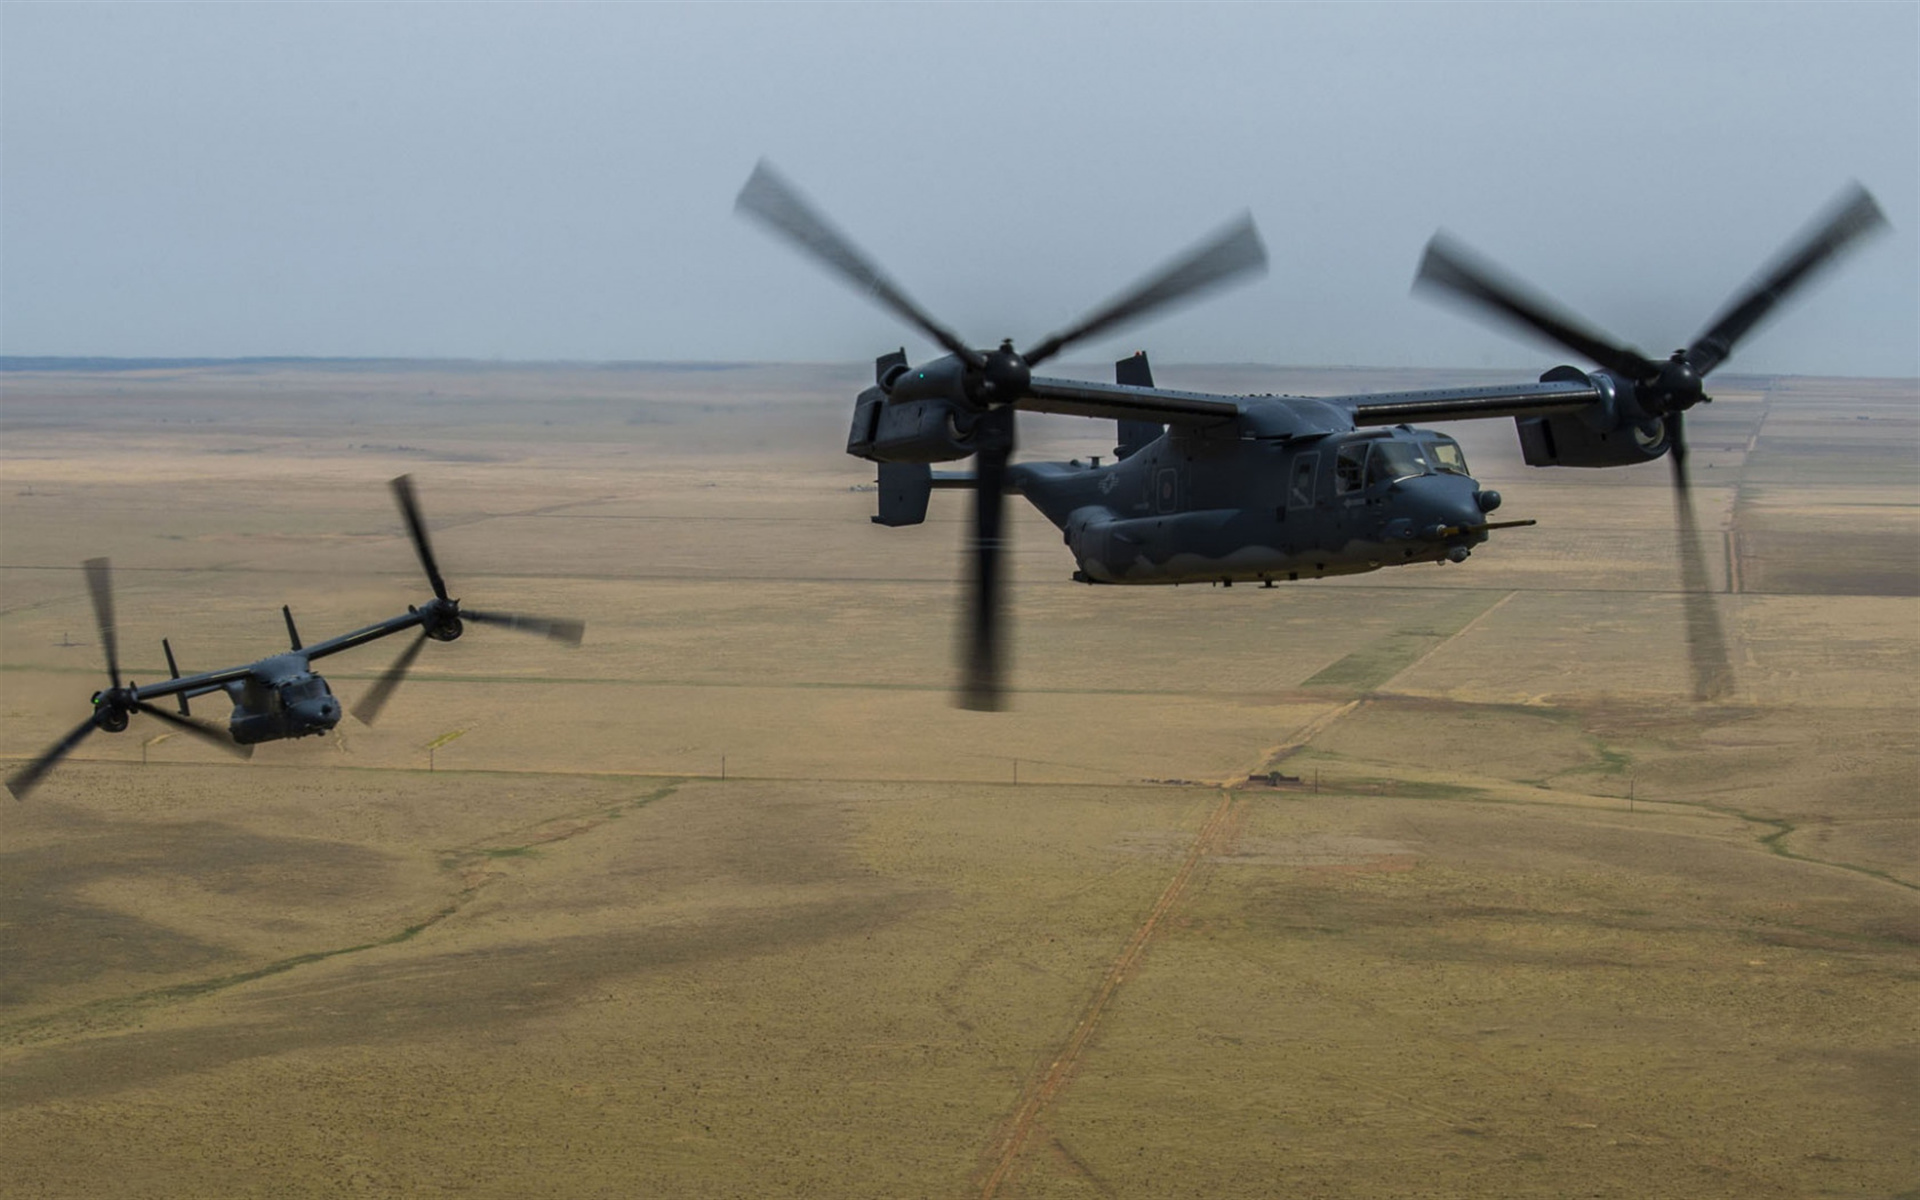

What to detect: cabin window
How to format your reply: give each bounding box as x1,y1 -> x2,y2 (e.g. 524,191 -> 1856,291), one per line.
1367,442 -> 1428,487
1334,445 -> 1368,494
1288,454 -> 1318,510
1426,439 -> 1470,476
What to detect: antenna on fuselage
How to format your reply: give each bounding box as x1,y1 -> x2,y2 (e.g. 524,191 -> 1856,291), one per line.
282,605 -> 303,652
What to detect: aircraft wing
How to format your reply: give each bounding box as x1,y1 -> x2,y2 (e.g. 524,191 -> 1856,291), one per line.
302,611 -> 429,663
1021,375 -> 1605,429
1021,376 -> 1244,426
1343,379 -> 1602,426
131,663 -> 254,704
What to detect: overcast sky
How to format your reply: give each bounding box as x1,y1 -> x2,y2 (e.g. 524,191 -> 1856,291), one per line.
3,2 -> 1915,375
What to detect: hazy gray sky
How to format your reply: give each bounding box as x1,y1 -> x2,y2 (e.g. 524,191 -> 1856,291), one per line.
3,2 -> 1915,375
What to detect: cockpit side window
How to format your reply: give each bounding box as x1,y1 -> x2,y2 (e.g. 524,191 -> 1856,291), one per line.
1426,439 -> 1470,476
1334,444 -> 1368,495
1366,441 -> 1428,487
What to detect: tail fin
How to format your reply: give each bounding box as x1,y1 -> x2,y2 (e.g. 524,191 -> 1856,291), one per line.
1114,351 -> 1165,461
163,637 -> 190,715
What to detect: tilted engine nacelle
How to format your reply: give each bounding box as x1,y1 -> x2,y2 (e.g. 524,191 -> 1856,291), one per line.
1513,366 -> 1670,468
846,353 -> 984,465
846,389 -> 982,463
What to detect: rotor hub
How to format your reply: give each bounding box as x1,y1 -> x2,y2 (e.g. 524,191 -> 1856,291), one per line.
420,598 -> 465,642
1651,352 -> 1707,413
90,688 -> 133,732
974,341 -> 1031,407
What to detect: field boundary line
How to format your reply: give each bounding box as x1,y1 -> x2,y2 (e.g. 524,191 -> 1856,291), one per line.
1251,697 -> 1365,775
977,789 -> 1240,1199
1383,588 -> 1517,688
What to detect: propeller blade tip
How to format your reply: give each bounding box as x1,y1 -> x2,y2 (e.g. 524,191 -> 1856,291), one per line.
955,689 -> 1006,713
735,157 -> 779,207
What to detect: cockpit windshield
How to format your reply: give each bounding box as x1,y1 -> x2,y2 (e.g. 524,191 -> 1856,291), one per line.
1366,441 -> 1430,487
1425,438 -> 1470,476
281,678 -> 331,703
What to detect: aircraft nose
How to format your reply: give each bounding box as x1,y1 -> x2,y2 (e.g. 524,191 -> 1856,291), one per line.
1399,475 -> 1488,538
1444,500 -> 1489,537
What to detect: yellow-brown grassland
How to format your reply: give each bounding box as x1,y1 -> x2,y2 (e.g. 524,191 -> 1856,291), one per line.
2,362 -> 1914,1198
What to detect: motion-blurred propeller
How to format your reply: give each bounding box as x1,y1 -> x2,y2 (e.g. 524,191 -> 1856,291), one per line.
1668,418 -> 1733,701
354,476 -> 586,724
735,161 -> 985,370
352,630 -> 429,727
1414,182 -> 1888,700
9,559 -> 249,801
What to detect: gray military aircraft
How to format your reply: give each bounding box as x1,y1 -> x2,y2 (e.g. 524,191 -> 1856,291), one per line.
8,475 -> 584,799
737,163 -> 1885,711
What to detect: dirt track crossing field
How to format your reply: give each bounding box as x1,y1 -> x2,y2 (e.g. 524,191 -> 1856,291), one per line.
2,363 -> 1915,1197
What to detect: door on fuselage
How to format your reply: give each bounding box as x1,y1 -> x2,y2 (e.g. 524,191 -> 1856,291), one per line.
1287,452 -> 1318,512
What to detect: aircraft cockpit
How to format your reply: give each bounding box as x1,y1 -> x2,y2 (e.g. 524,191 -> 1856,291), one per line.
1423,437 -> 1470,476
280,676 -> 333,707
1334,434 -> 1472,495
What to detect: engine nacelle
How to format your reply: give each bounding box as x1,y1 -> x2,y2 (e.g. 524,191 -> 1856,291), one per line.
1514,367 -> 1670,468
846,388 -> 980,464
845,353 -> 989,465
88,696 -> 130,733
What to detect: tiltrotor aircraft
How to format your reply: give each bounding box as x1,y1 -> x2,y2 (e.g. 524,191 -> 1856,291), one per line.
8,475 -> 585,799
737,163 -> 1885,710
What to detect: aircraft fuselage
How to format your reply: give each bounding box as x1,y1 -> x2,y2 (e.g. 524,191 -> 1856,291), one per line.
1014,419 -> 1502,586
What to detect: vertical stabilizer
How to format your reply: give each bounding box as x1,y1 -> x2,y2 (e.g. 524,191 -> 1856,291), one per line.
873,462 -> 933,526
163,637 -> 190,715
1114,351 -> 1165,460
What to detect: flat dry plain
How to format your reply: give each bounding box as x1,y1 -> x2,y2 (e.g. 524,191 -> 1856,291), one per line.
1,361 -> 1914,1199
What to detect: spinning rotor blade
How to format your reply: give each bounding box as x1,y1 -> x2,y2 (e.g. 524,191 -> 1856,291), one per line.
83,557 -> 122,688
352,631 -> 429,726
132,701 -> 253,759
1668,415 -> 1733,701
391,475 -> 450,601
1687,183 -> 1889,376
1415,234 -> 1659,382
7,715 -> 100,800
462,609 -> 585,646
1022,213 -> 1268,368
736,161 -> 985,370
958,407 -> 1015,711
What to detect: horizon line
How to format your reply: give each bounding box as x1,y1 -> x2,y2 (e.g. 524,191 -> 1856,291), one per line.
3,354 -> 1912,383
